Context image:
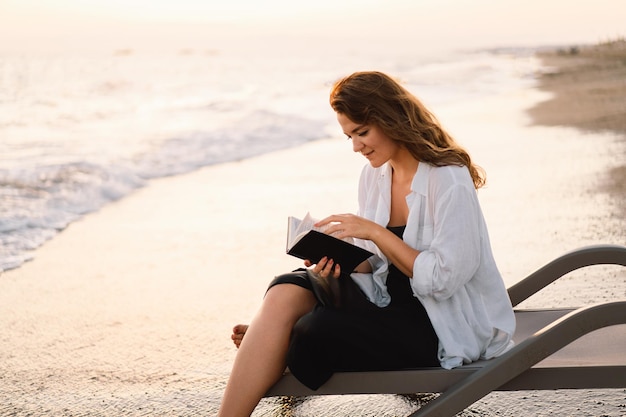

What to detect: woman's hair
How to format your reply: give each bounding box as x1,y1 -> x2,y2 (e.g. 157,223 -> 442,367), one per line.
329,71 -> 486,189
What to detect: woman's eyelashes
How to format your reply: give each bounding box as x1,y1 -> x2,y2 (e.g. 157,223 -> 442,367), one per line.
345,129 -> 369,140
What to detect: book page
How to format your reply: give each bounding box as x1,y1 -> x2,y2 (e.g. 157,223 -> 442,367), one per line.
286,216 -> 301,249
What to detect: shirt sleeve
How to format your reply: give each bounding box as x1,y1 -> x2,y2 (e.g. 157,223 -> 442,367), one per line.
411,182 -> 482,301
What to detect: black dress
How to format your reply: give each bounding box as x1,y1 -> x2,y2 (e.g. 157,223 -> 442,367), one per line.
267,226 -> 439,390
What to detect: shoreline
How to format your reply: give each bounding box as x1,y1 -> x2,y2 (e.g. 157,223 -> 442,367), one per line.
527,38 -> 626,216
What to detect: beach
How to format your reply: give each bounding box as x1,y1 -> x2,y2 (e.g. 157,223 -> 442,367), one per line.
528,38 -> 626,217
1,43 -> 625,417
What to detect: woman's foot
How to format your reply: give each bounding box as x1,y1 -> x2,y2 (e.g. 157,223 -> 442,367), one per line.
231,324 -> 249,348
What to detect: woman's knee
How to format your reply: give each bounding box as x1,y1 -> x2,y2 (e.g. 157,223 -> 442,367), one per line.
262,282 -> 316,318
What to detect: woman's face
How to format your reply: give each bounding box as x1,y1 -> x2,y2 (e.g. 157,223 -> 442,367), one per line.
337,112 -> 399,168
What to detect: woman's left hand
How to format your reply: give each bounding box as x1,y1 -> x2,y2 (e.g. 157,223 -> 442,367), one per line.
304,256 -> 341,280
315,214 -> 381,241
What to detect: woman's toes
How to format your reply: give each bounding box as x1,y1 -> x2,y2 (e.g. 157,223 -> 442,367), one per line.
231,324 -> 249,348
233,324 -> 249,335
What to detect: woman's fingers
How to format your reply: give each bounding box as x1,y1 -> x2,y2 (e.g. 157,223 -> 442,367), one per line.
315,257 -> 340,279
315,257 -> 331,276
331,262 -> 341,278
312,256 -> 326,275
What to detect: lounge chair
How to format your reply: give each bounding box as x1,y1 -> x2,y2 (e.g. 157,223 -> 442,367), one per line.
264,244 -> 626,416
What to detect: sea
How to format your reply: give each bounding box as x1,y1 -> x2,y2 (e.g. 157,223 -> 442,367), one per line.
0,40 -> 540,273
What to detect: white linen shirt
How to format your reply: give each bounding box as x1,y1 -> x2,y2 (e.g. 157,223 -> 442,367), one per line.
350,161 -> 515,369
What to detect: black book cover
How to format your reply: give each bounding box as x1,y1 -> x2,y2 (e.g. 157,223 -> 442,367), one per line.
287,230 -> 373,273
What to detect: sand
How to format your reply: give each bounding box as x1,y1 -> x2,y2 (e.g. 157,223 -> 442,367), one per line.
527,38 -> 626,216
1,44 -> 625,416
0,140 -> 371,415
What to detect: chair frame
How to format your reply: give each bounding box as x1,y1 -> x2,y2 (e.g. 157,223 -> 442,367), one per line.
264,244 -> 626,416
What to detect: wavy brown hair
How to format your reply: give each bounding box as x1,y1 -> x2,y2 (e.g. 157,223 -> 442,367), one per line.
329,71 -> 486,189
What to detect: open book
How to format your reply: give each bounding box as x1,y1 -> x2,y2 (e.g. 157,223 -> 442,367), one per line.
286,212 -> 374,273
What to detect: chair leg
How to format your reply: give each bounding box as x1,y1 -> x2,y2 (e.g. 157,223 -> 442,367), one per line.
407,301 -> 626,417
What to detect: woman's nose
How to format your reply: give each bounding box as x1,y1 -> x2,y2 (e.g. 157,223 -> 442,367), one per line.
352,138 -> 364,153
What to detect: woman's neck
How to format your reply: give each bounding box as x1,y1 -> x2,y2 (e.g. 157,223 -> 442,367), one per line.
389,149 -> 419,184
388,150 -> 419,227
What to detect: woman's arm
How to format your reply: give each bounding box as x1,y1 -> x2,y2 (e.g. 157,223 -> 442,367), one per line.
352,259 -> 373,273
315,214 -> 419,277
411,183 -> 482,300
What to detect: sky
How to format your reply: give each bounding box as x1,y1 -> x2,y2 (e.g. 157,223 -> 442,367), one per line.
1,0 -> 624,53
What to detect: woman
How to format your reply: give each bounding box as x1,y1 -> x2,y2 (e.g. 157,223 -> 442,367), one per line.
218,71 -> 515,416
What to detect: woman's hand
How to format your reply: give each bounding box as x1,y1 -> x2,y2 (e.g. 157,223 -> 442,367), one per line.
316,213 -> 416,277
304,256 -> 341,280
304,256 -> 342,307
315,213 -> 382,241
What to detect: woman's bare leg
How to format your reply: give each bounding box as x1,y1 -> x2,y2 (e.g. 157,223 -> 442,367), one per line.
218,284 -> 316,417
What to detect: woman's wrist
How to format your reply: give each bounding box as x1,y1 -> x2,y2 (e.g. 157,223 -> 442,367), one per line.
368,222 -> 386,242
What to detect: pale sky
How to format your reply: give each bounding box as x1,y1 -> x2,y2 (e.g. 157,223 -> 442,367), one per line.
1,0 -> 624,53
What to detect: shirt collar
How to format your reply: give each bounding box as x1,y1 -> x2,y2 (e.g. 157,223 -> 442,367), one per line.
411,162 -> 430,196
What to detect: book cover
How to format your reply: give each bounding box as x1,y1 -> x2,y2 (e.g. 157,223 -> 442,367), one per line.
286,213 -> 374,273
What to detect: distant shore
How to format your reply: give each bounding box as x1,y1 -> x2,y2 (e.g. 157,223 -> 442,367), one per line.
527,38 -> 626,215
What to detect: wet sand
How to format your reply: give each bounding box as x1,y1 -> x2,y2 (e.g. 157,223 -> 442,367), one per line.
1,45 -> 625,416
527,38 -> 626,216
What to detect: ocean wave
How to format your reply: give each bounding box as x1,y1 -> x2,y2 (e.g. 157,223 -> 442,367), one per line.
0,110 -> 328,273
0,47 -> 539,273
